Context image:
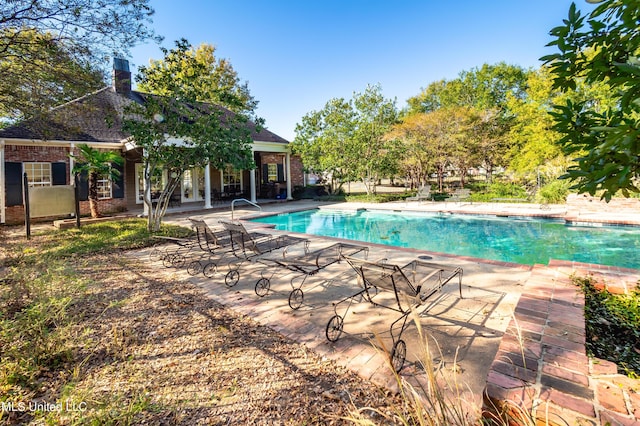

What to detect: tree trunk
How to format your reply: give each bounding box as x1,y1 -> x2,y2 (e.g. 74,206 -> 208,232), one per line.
88,171 -> 100,218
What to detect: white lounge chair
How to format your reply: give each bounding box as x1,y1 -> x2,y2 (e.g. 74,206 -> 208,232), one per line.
406,185 -> 432,202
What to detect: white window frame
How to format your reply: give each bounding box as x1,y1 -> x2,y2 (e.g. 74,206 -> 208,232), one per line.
220,167 -> 243,196
135,163 -> 168,204
23,162 -> 52,187
267,163 -> 278,182
96,175 -> 113,199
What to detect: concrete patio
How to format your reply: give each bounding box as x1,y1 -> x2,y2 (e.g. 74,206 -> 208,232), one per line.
125,198 -> 639,421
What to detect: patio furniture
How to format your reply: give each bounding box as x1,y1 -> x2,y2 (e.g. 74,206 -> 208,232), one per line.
254,242 -> 370,310
406,185 -> 432,202
448,188 -> 471,203
148,231 -> 199,268
326,256 -> 463,372
185,218 -> 271,277
214,220 -> 309,287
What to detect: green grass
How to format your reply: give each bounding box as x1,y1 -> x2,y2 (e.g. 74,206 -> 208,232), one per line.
25,219 -> 192,260
577,276 -> 640,377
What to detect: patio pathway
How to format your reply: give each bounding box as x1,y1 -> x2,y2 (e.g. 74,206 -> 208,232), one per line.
134,199 -> 639,421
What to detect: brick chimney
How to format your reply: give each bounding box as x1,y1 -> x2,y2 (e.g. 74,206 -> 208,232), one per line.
112,58 -> 131,94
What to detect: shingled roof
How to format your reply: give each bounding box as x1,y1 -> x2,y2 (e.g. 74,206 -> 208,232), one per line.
0,85 -> 289,145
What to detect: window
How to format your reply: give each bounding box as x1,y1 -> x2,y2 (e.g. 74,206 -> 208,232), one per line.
96,176 -> 112,199
23,162 -> 52,187
135,163 -> 167,203
222,167 -> 242,195
267,164 -> 278,182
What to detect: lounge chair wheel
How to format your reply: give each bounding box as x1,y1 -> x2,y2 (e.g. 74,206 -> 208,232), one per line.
325,315 -> 344,342
148,248 -> 162,261
391,340 -> 407,373
187,261 -> 202,276
225,270 -> 240,287
162,254 -> 175,268
255,278 -> 270,297
203,263 -> 216,278
288,288 -> 304,310
171,254 -> 186,268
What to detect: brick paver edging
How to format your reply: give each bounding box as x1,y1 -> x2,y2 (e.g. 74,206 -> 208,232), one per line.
483,262 -> 640,425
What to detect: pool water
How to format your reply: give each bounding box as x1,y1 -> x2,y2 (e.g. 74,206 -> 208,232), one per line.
250,209 -> 640,268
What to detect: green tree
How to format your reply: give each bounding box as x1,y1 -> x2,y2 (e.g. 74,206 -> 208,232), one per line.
388,107 -> 471,192
506,67 -> 564,176
124,40 -> 255,231
137,40 -> 258,116
293,84 -> 398,195
293,98 -> 355,194
542,1 -> 640,200
407,62 -> 528,114
0,0 -> 159,121
71,144 -> 123,219
468,108 -> 512,183
0,28 -> 103,124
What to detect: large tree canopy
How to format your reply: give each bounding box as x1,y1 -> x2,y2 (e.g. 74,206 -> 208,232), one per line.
124,40 -> 256,231
0,28 -> 103,123
293,84 -> 399,195
388,107 -> 474,192
0,0 -> 157,61
543,0 -> 640,200
137,40 -> 258,117
406,62 -> 529,114
0,0 -> 159,122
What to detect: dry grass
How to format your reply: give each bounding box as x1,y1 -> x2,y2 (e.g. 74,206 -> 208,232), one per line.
0,224 -> 409,425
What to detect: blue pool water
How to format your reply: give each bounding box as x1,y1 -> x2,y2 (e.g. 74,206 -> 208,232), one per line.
250,209 -> 640,268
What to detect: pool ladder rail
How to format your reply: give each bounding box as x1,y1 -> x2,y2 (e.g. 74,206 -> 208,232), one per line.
231,198 -> 262,220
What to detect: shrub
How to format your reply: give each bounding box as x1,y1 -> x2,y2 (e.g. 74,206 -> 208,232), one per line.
576,276 -> 640,377
469,182 -> 528,202
535,180 -> 571,204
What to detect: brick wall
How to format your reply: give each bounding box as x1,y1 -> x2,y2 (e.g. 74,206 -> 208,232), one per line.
3,144 -> 128,224
290,155 -> 304,187
4,199 -> 128,225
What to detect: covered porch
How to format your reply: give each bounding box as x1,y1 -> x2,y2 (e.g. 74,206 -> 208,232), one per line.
123,140 -> 298,212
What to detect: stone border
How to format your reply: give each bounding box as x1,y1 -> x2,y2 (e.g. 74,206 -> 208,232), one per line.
483,262 -> 640,425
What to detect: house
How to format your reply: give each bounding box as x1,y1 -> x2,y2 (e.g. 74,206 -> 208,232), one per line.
0,59 -> 303,225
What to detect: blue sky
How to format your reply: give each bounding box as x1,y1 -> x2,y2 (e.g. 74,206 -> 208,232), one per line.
129,0 -> 597,141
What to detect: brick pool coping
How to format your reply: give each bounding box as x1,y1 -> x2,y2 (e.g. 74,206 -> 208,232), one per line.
483,261 -> 640,425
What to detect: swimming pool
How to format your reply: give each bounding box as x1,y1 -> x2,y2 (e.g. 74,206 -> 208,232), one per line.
250,209 -> 640,269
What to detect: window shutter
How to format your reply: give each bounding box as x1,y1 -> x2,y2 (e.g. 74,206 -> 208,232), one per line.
51,162 -> 67,185
277,164 -> 284,183
262,164 -> 269,184
76,165 -> 88,201
5,162 -> 23,206
111,162 -> 124,199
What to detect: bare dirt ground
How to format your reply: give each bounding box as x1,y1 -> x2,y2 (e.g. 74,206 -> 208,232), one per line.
4,251 -> 410,425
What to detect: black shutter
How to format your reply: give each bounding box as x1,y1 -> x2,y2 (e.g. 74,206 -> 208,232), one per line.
111,162 -> 124,199
5,162 -> 23,206
76,165 -> 88,201
262,164 -> 269,184
277,164 -> 284,183
51,162 -> 67,185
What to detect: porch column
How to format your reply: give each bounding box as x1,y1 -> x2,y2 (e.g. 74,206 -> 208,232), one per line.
285,152 -> 293,200
249,167 -> 257,203
143,149 -> 149,217
69,143 -> 75,182
204,163 -> 212,209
